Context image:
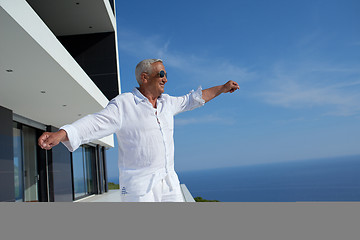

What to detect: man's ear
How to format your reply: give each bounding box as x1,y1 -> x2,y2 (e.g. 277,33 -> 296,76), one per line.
141,72 -> 148,84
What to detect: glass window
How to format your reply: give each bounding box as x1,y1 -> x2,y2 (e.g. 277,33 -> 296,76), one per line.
13,123 -> 23,202
98,148 -> 105,193
84,146 -> 95,194
72,147 -> 86,198
22,125 -> 38,202
13,123 -> 39,202
72,145 -> 97,199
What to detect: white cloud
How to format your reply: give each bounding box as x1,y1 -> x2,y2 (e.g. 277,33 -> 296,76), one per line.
175,114 -> 235,126
352,41 -> 360,46
117,28 -> 360,117
116,28 -> 256,85
258,62 -> 360,116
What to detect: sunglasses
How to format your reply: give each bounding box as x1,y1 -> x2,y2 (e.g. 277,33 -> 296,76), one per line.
158,70 -> 167,78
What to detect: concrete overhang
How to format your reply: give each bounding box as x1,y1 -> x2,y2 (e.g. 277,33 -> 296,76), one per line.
26,0 -> 116,36
0,0 -> 116,148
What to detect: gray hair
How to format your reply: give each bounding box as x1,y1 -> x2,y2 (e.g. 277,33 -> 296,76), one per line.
135,59 -> 163,85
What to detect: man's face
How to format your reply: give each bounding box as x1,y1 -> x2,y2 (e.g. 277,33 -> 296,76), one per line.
146,62 -> 168,95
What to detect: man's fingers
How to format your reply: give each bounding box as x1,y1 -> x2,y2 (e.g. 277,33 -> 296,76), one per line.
38,132 -> 57,150
42,145 -> 52,150
226,81 -> 240,93
38,132 -> 49,148
44,135 -> 57,147
38,130 -> 67,150
231,81 -> 239,88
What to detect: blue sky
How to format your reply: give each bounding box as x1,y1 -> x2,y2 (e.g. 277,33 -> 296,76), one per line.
106,0 -> 360,178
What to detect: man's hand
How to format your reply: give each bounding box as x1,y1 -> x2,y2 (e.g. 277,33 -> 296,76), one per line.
222,80 -> 240,93
202,80 -> 240,102
38,129 -> 68,150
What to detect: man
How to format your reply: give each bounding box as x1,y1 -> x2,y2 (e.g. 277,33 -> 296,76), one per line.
38,59 -> 240,202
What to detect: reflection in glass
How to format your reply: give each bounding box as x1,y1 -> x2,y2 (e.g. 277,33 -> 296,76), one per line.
72,145 -> 97,199
72,147 -> 86,198
13,124 -> 23,202
98,148 -> 105,193
13,123 -> 39,202
23,126 -> 38,202
84,146 -> 94,194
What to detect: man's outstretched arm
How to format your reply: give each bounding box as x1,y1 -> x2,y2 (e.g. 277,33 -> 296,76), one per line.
38,97 -> 122,151
202,80 -> 240,103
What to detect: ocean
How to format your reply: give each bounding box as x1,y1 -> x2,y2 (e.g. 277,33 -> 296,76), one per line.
177,155 -> 360,202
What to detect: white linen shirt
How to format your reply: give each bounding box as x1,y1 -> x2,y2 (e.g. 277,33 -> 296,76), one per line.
60,87 -> 205,196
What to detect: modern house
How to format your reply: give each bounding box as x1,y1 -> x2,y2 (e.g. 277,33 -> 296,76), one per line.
0,0 -> 120,202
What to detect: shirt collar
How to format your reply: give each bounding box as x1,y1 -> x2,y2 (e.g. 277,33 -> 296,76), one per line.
132,87 -> 164,105
132,87 -> 147,105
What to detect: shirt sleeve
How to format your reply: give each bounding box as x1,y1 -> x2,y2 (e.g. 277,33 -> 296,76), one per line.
59,98 -> 122,152
169,86 -> 206,116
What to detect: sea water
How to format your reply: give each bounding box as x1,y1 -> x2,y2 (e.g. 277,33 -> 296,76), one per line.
177,155 -> 360,202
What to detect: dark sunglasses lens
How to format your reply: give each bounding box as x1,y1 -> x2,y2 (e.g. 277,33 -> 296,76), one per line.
159,70 -> 167,78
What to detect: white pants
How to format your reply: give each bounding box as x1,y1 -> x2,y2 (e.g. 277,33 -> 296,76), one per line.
120,178 -> 185,202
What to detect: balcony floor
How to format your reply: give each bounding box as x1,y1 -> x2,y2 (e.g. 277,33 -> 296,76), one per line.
75,184 -> 195,202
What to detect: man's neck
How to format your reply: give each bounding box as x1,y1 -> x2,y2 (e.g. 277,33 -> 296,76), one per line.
138,86 -> 160,108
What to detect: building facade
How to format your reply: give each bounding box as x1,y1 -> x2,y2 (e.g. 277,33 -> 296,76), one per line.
0,0 -> 120,202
